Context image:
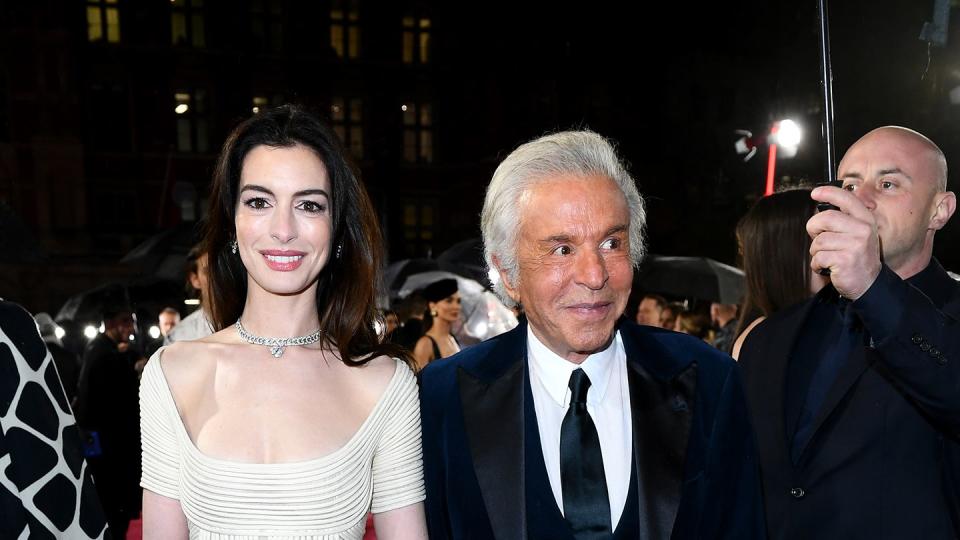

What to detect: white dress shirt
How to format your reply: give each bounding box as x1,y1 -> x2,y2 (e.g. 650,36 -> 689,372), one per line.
527,326 -> 633,530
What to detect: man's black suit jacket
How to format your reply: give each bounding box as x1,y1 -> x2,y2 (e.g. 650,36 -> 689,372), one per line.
740,261 -> 960,539
420,319 -> 766,540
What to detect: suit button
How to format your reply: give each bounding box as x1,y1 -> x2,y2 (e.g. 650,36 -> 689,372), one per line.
929,348 -> 940,358
790,487 -> 805,499
920,342 -> 931,352
937,356 -> 948,366
912,334 -> 923,344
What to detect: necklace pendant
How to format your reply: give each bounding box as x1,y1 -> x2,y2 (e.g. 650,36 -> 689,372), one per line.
270,345 -> 284,358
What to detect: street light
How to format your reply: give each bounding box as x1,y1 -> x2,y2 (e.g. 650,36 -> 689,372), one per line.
765,119 -> 803,196
776,119 -> 802,148
733,119 -> 803,195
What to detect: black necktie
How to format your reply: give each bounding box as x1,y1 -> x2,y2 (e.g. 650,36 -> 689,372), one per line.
560,369 -> 611,538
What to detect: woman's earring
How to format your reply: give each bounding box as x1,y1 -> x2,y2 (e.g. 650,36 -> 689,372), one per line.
230,240 -> 238,254
335,243 -> 343,260
431,309 -> 438,317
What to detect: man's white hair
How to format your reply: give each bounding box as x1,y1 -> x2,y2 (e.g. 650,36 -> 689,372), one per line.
481,130 -> 647,307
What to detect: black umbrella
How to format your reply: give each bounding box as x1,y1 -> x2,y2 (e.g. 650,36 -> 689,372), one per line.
384,255 -> 487,296
120,221 -> 203,281
636,255 -> 745,304
383,258 -> 442,294
56,279 -> 183,325
436,238 -> 490,287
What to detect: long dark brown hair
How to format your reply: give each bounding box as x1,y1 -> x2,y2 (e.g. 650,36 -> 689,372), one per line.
202,104 -> 409,366
735,188 -> 818,336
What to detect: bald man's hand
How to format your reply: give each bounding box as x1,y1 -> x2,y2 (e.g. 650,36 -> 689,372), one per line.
807,186 -> 883,300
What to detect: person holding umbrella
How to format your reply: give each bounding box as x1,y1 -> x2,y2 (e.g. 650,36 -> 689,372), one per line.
739,127 -> 960,539
412,278 -> 462,370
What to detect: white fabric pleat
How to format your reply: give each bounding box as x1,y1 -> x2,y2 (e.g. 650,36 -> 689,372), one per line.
140,356 -> 424,539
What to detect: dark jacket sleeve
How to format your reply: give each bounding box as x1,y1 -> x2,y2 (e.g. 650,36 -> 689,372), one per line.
852,265 -> 960,434
700,365 -> 768,539
420,367 -> 451,540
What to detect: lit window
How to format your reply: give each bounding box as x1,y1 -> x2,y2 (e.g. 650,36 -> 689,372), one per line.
87,0 -> 120,43
174,89 -> 209,153
402,199 -> 437,257
402,15 -> 430,64
402,101 -> 433,163
331,97 -> 363,159
330,0 -> 360,59
171,0 -> 206,47
252,96 -> 268,114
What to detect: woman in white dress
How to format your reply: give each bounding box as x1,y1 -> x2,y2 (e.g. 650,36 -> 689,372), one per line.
140,105 -> 427,539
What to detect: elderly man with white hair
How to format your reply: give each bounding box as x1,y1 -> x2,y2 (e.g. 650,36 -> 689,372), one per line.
420,130 -> 765,540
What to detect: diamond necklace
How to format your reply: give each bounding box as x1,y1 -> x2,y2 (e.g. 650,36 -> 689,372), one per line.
235,319 -> 321,358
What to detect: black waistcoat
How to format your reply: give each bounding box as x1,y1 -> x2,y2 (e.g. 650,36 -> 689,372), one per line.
524,361 -> 640,539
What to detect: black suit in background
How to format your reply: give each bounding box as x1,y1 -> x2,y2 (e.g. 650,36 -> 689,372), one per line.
76,333 -> 142,537
739,260 -> 960,539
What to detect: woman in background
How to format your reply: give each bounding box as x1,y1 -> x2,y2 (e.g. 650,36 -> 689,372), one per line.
412,278 -> 461,370
732,188 -> 827,358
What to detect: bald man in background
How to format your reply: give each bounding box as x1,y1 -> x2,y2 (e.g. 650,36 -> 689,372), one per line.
739,127 -> 960,539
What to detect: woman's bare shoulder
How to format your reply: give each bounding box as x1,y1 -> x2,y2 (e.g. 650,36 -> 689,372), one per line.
347,354 -> 405,401
732,316 -> 766,360
360,353 -> 402,381
156,328 -> 239,394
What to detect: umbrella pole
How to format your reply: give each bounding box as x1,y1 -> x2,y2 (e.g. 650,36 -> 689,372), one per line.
815,0 -> 839,276
817,0 -> 838,189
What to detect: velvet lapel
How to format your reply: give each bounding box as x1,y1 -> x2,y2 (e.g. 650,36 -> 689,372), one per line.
620,323 -> 697,539
458,322 -> 527,540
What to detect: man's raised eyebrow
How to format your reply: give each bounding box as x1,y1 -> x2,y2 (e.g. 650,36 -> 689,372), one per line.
605,224 -> 629,236
540,234 -> 574,244
539,226 -> 626,244
839,171 -> 863,181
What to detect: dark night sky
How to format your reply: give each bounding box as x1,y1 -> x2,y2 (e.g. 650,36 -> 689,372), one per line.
429,0 -> 960,268
2,0 -> 959,316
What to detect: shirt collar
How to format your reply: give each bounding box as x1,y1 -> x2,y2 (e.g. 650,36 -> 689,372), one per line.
907,258 -> 951,307
527,325 -> 621,407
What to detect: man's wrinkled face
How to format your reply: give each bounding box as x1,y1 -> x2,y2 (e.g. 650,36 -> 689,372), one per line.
501,175 -> 633,363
